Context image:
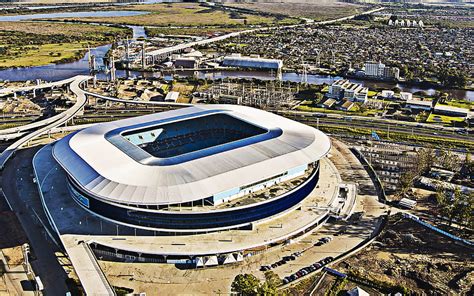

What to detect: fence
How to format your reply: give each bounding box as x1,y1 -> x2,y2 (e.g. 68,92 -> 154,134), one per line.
403,213 -> 474,248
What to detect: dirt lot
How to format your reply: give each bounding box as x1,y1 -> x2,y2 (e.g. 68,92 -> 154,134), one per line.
336,213 -> 473,294
283,213 -> 473,295
2,247 -> 23,267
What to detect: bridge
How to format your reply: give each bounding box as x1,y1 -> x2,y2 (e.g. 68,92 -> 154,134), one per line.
0,76 -> 92,169
143,7 -> 385,65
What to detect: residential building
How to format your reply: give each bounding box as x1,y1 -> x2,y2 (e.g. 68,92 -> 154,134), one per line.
433,104 -> 471,118
399,92 -> 413,101
319,98 -> 337,109
381,90 -> 394,99
364,61 -> 385,77
383,66 -> 400,80
328,79 -> 368,103
164,91 -> 180,102
364,61 -> 400,80
337,100 -> 355,111
405,99 -> 432,111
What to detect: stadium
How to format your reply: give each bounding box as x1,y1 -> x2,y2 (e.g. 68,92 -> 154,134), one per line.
52,105 -> 331,233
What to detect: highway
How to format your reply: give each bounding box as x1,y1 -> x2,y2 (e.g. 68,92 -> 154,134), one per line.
145,7 -> 384,61
0,76 -> 80,137
0,75 -> 91,169
295,117 -> 473,142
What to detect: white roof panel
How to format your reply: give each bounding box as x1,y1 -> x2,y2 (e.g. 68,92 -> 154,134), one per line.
53,105 -> 330,205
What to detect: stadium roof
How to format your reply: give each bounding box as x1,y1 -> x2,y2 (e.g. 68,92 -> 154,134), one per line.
53,105 -> 330,206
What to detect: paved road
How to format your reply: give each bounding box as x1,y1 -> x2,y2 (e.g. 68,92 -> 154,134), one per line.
300,117 -> 474,143
0,77 -> 78,136
0,75 -> 92,295
0,75 -> 91,169
1,147 -> 70,295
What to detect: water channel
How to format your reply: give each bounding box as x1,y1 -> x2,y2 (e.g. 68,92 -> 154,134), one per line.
0,10 -> 472,101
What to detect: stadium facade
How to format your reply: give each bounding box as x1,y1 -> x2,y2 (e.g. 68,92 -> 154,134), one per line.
53,105 -> 330,233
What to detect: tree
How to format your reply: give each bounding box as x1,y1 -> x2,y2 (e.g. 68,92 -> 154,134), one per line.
231,274 -> 260,296
398,148 -> 435,195
231,272 -> 279,296
257,271 -> 279,296
437,150 -> 461,171
438,67 -> 467,88
436,186 -> 473,229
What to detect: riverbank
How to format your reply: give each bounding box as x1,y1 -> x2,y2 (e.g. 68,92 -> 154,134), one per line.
0,21 -> 131,68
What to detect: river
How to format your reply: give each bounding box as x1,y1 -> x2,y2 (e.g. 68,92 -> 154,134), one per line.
0,10 -> 472,101
168,71 -> 474,102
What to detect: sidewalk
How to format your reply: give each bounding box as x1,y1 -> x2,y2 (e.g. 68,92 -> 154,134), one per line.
0,250 -> 35,296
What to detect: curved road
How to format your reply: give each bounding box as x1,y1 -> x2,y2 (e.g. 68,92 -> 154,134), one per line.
0,75 -> 91,169
0,77 -> 79,137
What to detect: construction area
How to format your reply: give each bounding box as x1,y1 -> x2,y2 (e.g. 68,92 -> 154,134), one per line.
195,80 -> 296,108
309,213 -> 473,295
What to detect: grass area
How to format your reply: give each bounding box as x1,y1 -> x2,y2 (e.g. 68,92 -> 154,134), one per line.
0,21 -> 130,68
59,3 -> 297,27
439,100 -> 473,110
318,125 -> 474,150
0,42 -> 86,67
426,113 -> 466,124
297,104 -> 379,117
367,90 -> 378,97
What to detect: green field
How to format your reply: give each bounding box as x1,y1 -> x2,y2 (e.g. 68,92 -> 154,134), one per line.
426,113 -> 466,124
0,22 -> 130,68
59,3 -> 298,27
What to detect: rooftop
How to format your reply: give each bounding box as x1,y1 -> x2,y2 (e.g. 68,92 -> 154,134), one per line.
53,105 -> 331,206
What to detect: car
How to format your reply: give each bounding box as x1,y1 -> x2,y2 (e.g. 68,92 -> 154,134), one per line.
326,256 -> 334,262
260,265 -> 270,271
320,236 -> 332,243
282,278 -> 289,285
314,241 -> 324,246
313,263 -> 321,268
271,263 -> 277,268
296,271 -> 303,277
276,261 -> 282,266
290,274 -> 297,281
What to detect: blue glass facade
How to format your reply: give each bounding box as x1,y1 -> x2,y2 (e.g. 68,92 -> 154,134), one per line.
67,162 -> 320,232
